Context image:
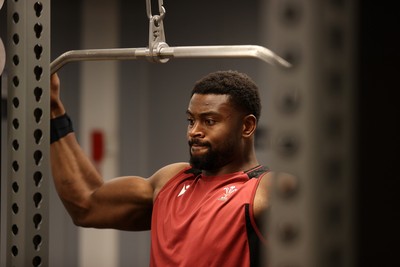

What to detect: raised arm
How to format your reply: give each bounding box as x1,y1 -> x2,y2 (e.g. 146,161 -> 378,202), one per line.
50,74 -> 187,231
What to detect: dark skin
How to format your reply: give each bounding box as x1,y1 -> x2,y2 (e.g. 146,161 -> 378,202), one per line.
50,73 -> 273,232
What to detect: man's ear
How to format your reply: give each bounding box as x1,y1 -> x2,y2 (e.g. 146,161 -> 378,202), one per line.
242,114 -> 257,138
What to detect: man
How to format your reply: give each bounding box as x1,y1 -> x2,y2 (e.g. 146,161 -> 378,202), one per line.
50,70 -> 273,266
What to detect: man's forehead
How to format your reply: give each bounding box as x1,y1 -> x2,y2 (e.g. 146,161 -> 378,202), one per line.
187,94 -> 233,116
189,93 -> 231,106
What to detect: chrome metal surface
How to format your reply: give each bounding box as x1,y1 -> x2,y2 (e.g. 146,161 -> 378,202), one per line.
51,45 -> 291,74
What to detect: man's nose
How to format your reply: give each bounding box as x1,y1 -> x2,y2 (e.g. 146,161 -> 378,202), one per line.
188,122 -> 205,138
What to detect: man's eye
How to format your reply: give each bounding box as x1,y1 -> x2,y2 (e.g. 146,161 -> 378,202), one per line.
205,119 -> 216,126
187,118 -> 194,126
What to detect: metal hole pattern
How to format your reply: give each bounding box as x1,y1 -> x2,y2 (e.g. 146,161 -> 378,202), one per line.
34,87 -> 43,101
12,54 -> 19,65
7,1 -> 49,265
318,5 -> 351,267
12,224 -> 19,235
267,1 -> 354,267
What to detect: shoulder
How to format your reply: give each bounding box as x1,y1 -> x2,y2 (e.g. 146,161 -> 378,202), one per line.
254,171 -> 297,219
254,171 -> 274,211
149,162 -> 191,199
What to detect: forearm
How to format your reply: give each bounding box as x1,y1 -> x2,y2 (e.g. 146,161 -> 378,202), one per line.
49,75 -> 102,212
51,136 -> 155,230
50,132 -> 104,224
48,74 -> 155,230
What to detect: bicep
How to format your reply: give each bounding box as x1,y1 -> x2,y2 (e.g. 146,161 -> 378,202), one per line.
81,176 -> 154,231
79,162 -> 189,231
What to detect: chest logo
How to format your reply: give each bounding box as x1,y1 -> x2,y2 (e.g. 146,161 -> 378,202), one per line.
218,186 -> 238,201
178,184 -> 191,197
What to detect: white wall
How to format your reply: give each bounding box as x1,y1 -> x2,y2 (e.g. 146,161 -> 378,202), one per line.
79,1 -> 120,266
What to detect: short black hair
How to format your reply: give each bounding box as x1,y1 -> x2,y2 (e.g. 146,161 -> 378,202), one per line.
191,70 -> 261,121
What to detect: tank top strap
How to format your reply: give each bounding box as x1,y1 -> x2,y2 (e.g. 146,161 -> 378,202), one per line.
183,167 -> 202,177
245,165 -> 269,179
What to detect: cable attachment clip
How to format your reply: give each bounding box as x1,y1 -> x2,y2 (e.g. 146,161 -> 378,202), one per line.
146,0 -> 169,63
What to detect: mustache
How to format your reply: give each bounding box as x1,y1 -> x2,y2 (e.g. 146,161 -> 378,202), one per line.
188,139 -> 211,147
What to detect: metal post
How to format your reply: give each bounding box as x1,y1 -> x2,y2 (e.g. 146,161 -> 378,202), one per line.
263,0 -> 356,266
6,0 -> 50,266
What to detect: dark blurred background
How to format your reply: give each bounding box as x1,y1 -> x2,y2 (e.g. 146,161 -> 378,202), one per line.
358,1 -> 399,266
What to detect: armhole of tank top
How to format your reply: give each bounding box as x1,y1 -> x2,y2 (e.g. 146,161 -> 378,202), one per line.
153,166 -> 194,203
249,172 -> 269,243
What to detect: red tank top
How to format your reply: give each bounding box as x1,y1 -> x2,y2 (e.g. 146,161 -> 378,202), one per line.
150,165 -> 269,267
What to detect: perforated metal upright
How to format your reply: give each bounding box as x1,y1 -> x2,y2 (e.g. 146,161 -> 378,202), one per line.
263,1 -> 356,267
6,0 -> 50,266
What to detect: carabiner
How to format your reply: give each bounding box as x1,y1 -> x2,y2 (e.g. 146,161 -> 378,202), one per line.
147,0 -> 169,63
146,0 -> 165,19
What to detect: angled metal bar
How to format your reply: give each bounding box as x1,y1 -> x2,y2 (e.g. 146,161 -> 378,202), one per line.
50,47 -> 149,74
50,45 -> 291,74
162,45 -> 291,67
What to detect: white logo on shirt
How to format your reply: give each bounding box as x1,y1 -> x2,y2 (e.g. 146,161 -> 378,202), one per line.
178,184 -> 191,197
218,186 -> 238,201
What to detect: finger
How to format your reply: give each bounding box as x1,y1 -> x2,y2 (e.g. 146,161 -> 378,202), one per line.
0,38 -> 5,75
51,73 -> 60,89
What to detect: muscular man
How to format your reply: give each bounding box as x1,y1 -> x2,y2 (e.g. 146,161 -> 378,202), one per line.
50,70 -> 273,266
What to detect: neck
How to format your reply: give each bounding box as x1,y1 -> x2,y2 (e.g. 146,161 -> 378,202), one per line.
202,149 -> 259,176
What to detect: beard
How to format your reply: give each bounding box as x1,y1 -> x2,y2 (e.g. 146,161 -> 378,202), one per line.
189,139 -> 236,171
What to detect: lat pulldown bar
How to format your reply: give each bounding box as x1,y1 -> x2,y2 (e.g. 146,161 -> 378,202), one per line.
50,45 -> 291,74
50,0 -> 291,74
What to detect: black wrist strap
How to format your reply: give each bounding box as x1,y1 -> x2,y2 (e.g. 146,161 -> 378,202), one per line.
50,113 -> 73,144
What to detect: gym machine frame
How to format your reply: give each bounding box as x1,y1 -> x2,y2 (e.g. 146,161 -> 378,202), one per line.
4,0 -> 290,266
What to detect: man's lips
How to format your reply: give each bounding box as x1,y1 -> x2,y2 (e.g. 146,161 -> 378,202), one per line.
189,140 -> 210,152
191,143 -> 206,148
190,146 -> 208,154
189,139 -> 210,147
